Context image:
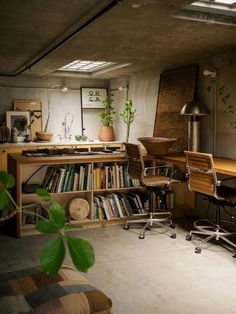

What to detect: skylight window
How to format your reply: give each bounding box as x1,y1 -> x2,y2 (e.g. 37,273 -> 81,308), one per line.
189,0 -> 236,12
174,0 -> 236,25
58,60 -> 116,73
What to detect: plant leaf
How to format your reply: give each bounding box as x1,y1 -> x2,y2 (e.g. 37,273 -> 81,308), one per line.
40,236 -> 65,275
48,201 -> 65,229
36,188 -> 51,201
66,236 -> 95,273
0,189 -> 11,209
0,172 -> 15,188
36,219 -> 61,233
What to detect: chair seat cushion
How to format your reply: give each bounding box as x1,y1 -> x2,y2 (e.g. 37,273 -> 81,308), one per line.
0,266 -> 112,314
143,175 -> 178,186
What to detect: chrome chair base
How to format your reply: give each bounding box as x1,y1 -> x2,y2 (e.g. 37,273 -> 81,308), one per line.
124,211 -> 176,239
186,218 -> 236,256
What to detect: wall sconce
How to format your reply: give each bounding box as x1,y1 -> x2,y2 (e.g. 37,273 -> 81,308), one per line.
180,99 -> 209,151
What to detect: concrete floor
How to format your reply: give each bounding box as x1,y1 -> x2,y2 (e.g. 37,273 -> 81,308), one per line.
1,218 -> 236,314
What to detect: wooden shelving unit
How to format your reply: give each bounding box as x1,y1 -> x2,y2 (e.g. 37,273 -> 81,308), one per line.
8,148 -> 149,238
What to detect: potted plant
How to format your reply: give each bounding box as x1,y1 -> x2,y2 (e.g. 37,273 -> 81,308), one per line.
120,99 -> 137,142
98,95 -> 116,141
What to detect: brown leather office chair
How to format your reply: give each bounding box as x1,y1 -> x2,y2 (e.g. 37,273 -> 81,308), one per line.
185,150 -> 236,256
123,143 -> 179,239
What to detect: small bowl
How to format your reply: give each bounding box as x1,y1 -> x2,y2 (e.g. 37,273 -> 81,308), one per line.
138,137 -> 177,155
35,132 -> 53,142
75,135 -> 88,142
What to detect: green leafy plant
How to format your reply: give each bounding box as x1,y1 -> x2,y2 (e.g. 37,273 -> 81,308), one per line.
206,78 -> 235,129
0,171 -> 95,275
120,99 -> 137,142
99,96 -> 115,126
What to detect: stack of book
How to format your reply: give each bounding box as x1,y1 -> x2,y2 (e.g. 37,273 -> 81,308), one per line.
93,190 -> 149,220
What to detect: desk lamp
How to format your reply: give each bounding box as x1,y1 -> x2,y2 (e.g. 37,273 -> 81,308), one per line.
180,99 -> 209,151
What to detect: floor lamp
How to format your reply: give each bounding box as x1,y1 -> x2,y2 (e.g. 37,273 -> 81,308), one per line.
180,99 -> 209,151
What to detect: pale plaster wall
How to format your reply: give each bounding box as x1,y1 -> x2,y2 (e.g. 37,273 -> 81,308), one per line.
110,69 -> 163,144
0,76 -> 108,141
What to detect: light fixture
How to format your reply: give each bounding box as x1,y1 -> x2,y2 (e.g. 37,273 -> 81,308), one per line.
180,99 -> 209,151
203,67 -> 218,77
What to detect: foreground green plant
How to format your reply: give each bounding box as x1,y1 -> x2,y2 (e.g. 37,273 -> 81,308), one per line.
0,171 -> 95,275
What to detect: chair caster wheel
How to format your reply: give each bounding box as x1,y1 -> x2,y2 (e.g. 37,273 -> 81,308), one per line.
139,234 -> 145,239
170,223 -> 175,229
124,225 -> 129,230
195,247 -> 201,254
186,234 -> 192,241
170,233 -> 176,239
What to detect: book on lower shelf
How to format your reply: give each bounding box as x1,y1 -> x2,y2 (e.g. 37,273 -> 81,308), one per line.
92,190 -> 149,220
22,206 -> 48,225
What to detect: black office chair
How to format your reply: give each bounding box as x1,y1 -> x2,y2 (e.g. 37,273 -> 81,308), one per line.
123,143 -> 179,239
185,150 -> 236,256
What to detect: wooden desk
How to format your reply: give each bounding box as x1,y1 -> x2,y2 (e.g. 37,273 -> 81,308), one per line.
158,153 -> 236,176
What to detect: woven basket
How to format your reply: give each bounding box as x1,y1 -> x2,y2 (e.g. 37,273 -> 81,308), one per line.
68,198 -> 90,221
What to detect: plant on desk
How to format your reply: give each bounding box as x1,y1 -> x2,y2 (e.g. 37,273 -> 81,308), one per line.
98,95 -> 116,141
120,99 -> 137,143
0,171 -> 95,275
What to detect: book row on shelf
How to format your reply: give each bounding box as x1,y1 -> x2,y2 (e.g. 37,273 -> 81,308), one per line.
22,189 -> 175,225
40,163 -> 139,193
93,189 -> 175,221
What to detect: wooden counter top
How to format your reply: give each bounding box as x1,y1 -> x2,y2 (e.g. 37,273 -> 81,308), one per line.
158,153 -> 236,176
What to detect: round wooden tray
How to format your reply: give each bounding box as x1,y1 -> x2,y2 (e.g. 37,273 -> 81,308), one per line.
68,198 -> 90,220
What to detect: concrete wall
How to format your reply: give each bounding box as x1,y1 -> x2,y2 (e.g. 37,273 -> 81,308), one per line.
198,50 -> 236,159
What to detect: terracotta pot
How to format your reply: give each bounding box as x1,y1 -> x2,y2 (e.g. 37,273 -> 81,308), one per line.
35,132 -> 53,142
98,126 -> 115,142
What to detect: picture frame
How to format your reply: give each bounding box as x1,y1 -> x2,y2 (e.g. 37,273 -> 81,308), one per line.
81,87 -> 108,109
13,100 -> 42,141
6,111 -> 30,142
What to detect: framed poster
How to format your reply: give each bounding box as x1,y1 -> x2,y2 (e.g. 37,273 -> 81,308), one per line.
13,100 -> 42,141
81,87 -> 108,109
6,111 -> 30,141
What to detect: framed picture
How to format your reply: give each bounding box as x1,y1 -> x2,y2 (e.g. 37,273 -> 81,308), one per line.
13,100 -> 42,141
81,87 -> 108,109
6,111 -> 30,141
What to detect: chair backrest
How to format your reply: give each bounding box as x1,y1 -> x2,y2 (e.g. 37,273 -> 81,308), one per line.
124,143 -> 144,181
184,150 -> 218,197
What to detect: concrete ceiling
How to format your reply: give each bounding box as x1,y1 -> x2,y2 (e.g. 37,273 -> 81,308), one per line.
1,0 -> 236,79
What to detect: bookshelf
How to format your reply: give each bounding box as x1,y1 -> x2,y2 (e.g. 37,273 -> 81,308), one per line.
8,150 -> 153,238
